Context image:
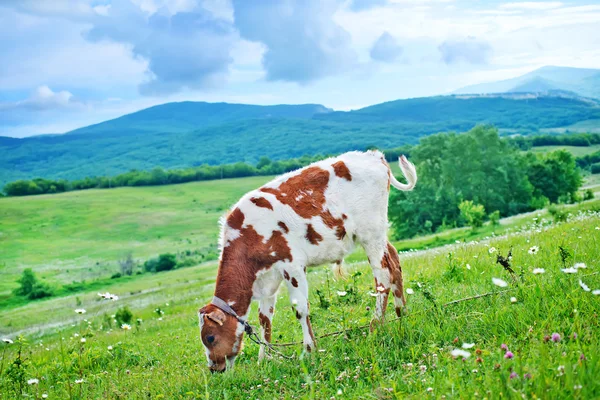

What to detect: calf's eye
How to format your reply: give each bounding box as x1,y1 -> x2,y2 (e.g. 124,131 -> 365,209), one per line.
207,335 -> 215,344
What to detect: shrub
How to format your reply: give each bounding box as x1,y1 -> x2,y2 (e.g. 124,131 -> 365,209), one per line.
13,268 -> 54,300
118,253 -> 135,276
489,210 -> 501,226
583,189 -> 594,201
548,204 -> 568,222
115,306 -> 133,326
144,253 -> 177,273
458,200 -> 486,229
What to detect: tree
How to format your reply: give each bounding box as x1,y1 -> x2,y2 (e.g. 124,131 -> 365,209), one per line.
524,150 -> 582,203
459,200 -> 486,229
118,253 -> 135,276
389,126 -> 534,238
13,268 -> 54,300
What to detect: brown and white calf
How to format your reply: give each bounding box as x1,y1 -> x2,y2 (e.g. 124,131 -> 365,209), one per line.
198,150 -> 417,372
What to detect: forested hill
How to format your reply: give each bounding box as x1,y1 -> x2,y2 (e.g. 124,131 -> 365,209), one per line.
66,102 -> 333,137
1,93 -> 600,186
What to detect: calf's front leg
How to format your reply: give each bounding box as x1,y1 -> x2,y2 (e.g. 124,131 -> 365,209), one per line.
258,294 -> 277,362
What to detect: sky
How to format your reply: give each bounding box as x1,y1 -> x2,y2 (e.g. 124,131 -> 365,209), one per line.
0,0 -> 599,138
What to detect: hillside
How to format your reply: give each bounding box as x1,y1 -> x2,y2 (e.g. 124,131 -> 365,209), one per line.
1,93 -> 600,186
66,101 -> 332,137
454,66 -> 600,98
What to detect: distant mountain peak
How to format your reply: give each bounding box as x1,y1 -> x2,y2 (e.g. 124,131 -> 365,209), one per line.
453,65 -> 600,99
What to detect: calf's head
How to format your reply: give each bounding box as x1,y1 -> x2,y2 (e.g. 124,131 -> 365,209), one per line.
198,304 -> 244,372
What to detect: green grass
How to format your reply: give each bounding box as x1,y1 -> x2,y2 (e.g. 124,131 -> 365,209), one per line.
541,119 -> 600,134
0,175 -> 274,298
1,206 -> 599,398
529,144 -> 600,157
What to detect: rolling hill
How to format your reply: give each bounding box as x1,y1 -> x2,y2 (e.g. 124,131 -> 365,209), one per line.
454,66 -> 600,99
1,92 -> 600,186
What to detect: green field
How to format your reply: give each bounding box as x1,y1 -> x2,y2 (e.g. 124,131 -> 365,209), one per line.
530,144 -> 600,157
1,202 -> 599,398
0,176 -> 273,298
1,170 -> 600,398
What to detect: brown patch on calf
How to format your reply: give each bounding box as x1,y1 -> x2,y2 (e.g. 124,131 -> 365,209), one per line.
250,196 -> 274,210
321,210 -> 346,240
395,307 -> 402,317
226,208 -> 245,230
258,312 -> 272,342
215,212 -> 293,316
260,166 -> 347,241
269,306 -> 274,314
291,277 -> 298,288
305,316 -> 316,350
283,270 -> 290,281
295,310 -> 302,320
332,161 -> 352,181
305,224 -> 323,245
381,158 -> 392,191
278,221 -> 289,233
381,242 -> 406,307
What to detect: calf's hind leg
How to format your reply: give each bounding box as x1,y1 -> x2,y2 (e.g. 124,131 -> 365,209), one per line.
363,240 -> 406,329
282,268 -> 316,352
383,242 -> 406,317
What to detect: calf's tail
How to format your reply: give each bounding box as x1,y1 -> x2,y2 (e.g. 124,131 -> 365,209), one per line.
390,155 -> 417,191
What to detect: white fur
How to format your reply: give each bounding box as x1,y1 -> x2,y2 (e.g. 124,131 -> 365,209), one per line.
219,150 -> 416,353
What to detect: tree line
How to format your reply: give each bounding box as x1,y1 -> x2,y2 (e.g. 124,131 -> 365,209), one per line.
389,126 -> 585,239
2,129 -> 597,198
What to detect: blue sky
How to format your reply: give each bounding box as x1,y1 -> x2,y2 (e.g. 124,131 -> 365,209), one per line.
0,0 -> 599,137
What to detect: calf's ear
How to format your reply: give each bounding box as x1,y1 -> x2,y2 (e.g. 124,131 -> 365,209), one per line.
206,309 -> 226,326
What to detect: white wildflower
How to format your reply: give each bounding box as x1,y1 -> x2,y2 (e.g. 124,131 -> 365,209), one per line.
528,246 -> 539,255
42,394 -> 48,398
337,291 -> 347,297
74,309 -> 86,314
27,378 -> 39,385
510,297 -> 518,303
75,379 -> 84,384
80,338 -> 86,343
492,278 -> 508,287
2,338 -> 13,344
462,343 -> 475,349
291,299 -> 298,306
593,290 -> 600,295
406,288 -> 414,295
466,264 -> 471,270
561,267 -> 578,274
450,349 -> 471,358
579,280 -> 591,292
121,324 -> 131,330
426,387 -> 433,392
337,389 -> 343,395
573,263 -> 587,269
488,247 -> 497,254
532,268 -> 545,274
107,346 -> 113,350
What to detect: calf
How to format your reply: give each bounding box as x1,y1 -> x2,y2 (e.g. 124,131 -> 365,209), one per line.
198,150 -> 417,372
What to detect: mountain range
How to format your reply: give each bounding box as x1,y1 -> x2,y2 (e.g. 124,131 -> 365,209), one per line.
454,66 -> 600,99
1,66 -> 600,187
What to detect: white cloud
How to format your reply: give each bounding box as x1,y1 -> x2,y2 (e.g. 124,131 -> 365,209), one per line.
499,2 -> 563,10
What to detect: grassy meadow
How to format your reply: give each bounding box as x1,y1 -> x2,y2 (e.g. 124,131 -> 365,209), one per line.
0,202 -> 599,398
1,159 -> 600,398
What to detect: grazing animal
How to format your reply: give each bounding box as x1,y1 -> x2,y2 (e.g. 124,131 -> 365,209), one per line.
198,150 -> 417,372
